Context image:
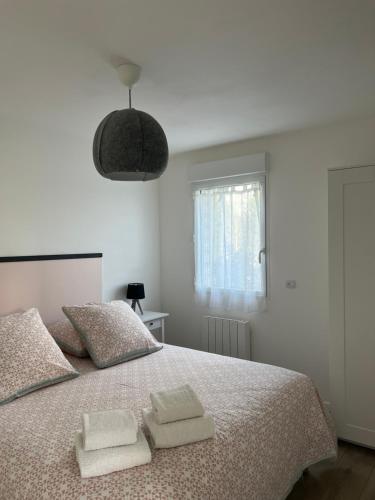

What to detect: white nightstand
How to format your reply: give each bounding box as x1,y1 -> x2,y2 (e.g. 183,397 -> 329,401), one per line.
138,311 -> 169,343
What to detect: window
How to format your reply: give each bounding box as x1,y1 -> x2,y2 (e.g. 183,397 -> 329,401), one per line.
193,175 -> 266,312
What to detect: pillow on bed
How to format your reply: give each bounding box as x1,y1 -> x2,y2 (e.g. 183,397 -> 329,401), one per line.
62,300 -> 162,368
0,308 -> 79,405
47,319 -> 88,358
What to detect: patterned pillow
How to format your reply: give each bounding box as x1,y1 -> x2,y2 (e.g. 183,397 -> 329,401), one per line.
62,301 -> 162,368
47,319 -> 88,358
0,308 -> 79,405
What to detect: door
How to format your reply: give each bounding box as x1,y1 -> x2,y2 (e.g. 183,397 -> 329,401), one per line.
329,165 -> 375,447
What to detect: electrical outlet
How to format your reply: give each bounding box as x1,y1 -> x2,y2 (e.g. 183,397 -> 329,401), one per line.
286,280 -> 296,289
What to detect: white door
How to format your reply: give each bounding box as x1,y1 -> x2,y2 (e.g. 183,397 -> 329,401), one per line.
329,165 -> 375,447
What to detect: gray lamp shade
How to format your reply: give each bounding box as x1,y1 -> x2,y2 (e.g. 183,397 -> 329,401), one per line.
126,283 -> 145,300
93,108 -> 169,181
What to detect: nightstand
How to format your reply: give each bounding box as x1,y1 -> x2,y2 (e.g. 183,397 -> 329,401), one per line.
138,311 -> 169,343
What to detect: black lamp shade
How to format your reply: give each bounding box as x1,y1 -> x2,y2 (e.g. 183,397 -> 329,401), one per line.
126,283 -> 145,300
93,108 -> 169,181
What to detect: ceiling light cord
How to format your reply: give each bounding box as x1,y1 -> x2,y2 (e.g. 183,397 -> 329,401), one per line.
129,88 -> 132,109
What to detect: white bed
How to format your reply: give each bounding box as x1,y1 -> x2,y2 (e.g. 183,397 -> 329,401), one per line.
0,254 -> 337,500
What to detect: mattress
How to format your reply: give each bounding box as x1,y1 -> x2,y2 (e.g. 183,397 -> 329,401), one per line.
0,345 -> 336,500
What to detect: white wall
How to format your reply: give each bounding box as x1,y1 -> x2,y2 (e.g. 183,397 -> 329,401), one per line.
160,114 -> 375,399
0,117 -> 161,310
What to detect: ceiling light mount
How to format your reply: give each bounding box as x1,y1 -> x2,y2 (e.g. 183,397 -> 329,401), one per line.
117,63 -> 142,108
116,63 -> 141,89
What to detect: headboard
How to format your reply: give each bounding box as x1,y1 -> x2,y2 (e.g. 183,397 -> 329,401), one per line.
0,253 -> 102,323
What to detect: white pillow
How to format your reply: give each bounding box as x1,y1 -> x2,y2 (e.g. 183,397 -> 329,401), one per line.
63,300 -> 162,368
0,308 -> 79,405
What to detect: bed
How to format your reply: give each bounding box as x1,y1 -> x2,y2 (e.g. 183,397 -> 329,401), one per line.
0,254 -> 336,500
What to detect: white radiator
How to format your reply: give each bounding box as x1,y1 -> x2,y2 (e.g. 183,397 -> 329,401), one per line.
201,316 -> 251,360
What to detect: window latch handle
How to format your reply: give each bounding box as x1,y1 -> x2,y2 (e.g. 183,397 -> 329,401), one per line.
258,247 -> 266,264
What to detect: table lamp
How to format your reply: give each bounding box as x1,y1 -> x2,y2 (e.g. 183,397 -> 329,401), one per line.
126,283 -> 145,314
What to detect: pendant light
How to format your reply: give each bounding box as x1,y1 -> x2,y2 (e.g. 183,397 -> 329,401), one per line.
93,63 -> 169,181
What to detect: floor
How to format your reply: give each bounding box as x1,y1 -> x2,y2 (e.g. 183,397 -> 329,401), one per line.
287,441 -> 375,500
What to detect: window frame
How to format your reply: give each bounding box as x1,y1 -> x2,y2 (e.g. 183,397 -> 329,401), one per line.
191,172 -> 269,299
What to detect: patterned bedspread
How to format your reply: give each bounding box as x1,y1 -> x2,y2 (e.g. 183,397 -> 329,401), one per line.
0,345 -> 336,500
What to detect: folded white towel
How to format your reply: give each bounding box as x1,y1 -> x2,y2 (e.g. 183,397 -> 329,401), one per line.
75,430 -> 151,478
142,408 -> 215,448
82,408 -> 138,451
150,384 -> 204,424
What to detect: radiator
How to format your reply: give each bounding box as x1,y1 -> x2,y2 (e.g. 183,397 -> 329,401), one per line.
201,316 -> 251,360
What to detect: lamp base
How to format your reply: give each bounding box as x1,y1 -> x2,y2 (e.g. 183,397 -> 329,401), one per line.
131,299 -> 143,315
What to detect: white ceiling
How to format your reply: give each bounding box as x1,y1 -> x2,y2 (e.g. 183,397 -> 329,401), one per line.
1,0 -> 375,153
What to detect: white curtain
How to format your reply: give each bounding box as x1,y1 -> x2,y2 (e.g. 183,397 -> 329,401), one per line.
194,178 -> 266,312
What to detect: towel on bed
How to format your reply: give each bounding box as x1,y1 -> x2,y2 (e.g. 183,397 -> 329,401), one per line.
82,408 -> 137,451
142,408 -> 215,448
75,430 -> 151,478
150,384 -> 204,424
